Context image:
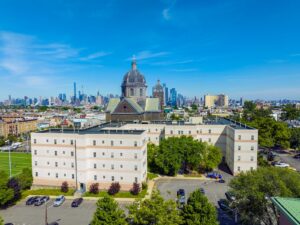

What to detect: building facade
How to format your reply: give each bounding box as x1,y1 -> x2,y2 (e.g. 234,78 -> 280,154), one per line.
204,94 -> 229,108
0,117 -> 37,138
31,118 -> 257,191
152,80 -> 164,109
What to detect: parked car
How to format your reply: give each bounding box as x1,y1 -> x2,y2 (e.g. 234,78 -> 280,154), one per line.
47,222 -> 59,225
199,188 -> 205,195
53,195 -> 65,207
26,196 -> 40,205
177,189 -> 185,197
274,162 -> 290,168
294,154 -> 300,159
218,199 -> 230,211
177,189 -> 185,207
71,198 -> 83,207
34,196 -> 50,206
218,179 -> 226,183
206,172 -> 222,179
225,191 -> 236,202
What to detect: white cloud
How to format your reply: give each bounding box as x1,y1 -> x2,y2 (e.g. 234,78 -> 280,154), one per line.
162,0 -> 176,21
128,50 -> 170,61
80,51 -> 111,61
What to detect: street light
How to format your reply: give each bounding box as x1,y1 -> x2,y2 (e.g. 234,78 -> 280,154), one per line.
5,140 -> 12,178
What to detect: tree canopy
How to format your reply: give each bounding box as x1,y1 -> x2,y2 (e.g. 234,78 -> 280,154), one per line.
281,104 -> 300,121
127,192 -> 182,225
182,189 -> 219,225
149,136 -> 222,176
229,167 -> 300,225
91,196 -> 127,225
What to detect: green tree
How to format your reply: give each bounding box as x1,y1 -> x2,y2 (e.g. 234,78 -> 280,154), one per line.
200,144 -> 222,171
90,196 -> 127,225
127,192 -> 182,225
229,167 -> 300,225
182,189 -> 218,225
0,171 -> 14,207
16,168 -> 33,190
0,215 -> 4,225
290,128 -> 300,150
281,104 -> 300,121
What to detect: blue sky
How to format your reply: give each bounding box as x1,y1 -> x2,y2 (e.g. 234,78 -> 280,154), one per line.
0,0 -> 300,100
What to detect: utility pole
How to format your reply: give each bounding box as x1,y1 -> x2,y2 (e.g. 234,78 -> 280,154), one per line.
45,201 -> 48,225
6,140 -> 12,178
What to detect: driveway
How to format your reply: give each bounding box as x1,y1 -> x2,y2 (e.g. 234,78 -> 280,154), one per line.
274,152 -> 300,171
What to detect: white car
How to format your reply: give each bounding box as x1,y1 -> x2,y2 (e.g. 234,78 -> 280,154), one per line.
274,162 -> 290,168
53,195 -> 65,207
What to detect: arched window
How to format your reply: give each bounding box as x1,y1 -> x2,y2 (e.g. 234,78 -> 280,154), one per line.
140,88 -> 143,96
130,88 -> 134,96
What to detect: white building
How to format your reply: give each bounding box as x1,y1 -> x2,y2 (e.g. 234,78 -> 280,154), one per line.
31,118 -> 258,191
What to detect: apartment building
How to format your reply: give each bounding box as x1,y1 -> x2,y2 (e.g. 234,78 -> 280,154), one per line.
31,118 -> 257,191
204,94 -> 229,108
31,128 -> 147,191
0,117 -> 37,138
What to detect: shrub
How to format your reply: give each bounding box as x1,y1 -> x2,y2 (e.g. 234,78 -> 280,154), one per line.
89,183 -> 99,194
7,177 -> 21,201
130,183 -> 141,195
142,182 -> 148,190
108,182 -> 120,195
16,168 -> 33,190
61,181 -> 69,193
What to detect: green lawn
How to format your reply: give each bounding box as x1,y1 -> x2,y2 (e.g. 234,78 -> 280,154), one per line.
0,152 -> 32,176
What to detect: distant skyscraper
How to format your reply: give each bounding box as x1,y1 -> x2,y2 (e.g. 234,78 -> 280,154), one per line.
73,82 -> 77,100
240,97 -> 244,106
170,88 -> 177,107
163,83 -> 168,106
152,80 -> 164,109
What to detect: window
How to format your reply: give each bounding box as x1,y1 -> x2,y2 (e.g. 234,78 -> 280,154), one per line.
208,129 -> 211,134
94,175 -> 97,181
62,140 -> 65,143
72,174 -> 74,179
71,163 -> 74,168
35,172 -> 38,177
34,150 -> 37,155
63,151 -> 65,155
120,153 -> 123,157
140,88 -> 143,96
134,141 -> 137,147
71,140 -> 74,145
103,176 -> 106,179
238,156 -> 241,161
64,173 -> 66,177
93,152 -> 96,158
237,167 -> 241,172
93,140 -> 96,146
238,135 -> 241,140
94,164 -> 97,169
178,130 -> 180,135
251,156 -> 254,161
102,140 -> 105,144
197,130 -> 199,134
251,135 -> 254,140
63,162 -> 66,166
47,161 -> 50,165
71,152 -> 74,157
120,165 -> 123,168
48,172 -> 50,176
250,167 -> 254,171
130,88 -> 134,96
34,139 -> 36,144
54,151 -> 57,156
134,153 -> 137,159
35,161 -> 37,166
121,177 -> 123,180
120,141 -> 122,144
54,139 -> 57,144
56,173 -> 58,178
208,138 -> 211,143
111,164 -> 114,170
46,139 -> 49,143
102,152 -> 105,156
111,176 -> 115,181
170,130 -> 173,134
251,146 -> 254,151
111,141 -> 114,146
134,165 -> 138,171
135,177 -> 138,183
111,153 -> 114,158
55,162 -> 58,167
189,131 -> 191,134
103,164 -> 105,168
238,146 -> 241,151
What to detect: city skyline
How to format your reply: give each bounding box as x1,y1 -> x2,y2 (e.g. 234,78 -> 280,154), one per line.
0,0 -> 300,100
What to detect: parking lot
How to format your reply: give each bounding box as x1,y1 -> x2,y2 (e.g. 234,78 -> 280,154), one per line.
0,198 -> 130,225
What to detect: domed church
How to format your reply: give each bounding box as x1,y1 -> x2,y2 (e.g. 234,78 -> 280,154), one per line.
106,59 -> 163,122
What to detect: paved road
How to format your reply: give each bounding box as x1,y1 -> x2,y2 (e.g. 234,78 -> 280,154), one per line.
0,199 -> 129,225
155,170 -> 237,225
275,152 -> 300,171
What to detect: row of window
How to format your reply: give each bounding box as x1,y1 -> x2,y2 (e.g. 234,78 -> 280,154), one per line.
237,166 -> 254,172
237,146 -> 255,151
237,155 -> 255,161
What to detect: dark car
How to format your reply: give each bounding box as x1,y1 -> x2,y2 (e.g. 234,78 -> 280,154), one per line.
71,198 -> 83,207
199,188 -> 205,194
218,179 -> 226,183
177,189 -> 185,197
225,191 -> 236,202
4,223 -> 14,225
47,222 -> 59,225
218,199 -> 230,211
207,172 -> 222,179
294,154 -> 300,159
34,196 -> 50,206
26,196 -> 40,205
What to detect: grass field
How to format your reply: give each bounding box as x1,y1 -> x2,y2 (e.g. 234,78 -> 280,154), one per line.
0,152 -> 32,176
